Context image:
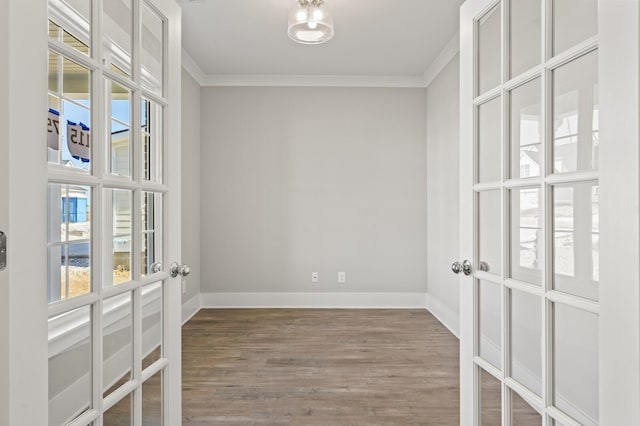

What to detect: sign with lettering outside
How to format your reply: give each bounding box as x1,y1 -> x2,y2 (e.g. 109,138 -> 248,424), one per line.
66,120 -> 91,162
47,109 -> 60,150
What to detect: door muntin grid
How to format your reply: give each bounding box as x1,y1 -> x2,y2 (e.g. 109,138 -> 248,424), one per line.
471,0 -> 600,425
46,0 -> 169,425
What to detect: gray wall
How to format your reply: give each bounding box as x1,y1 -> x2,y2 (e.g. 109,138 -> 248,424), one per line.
200,87 -> 427,295
426,55 -> 460,334
181,69 -> 201,304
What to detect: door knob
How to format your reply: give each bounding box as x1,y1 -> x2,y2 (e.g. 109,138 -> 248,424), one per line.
462,260 -> 472,276
452,260 -> 473,276
150,262 -> 162,274
170,262 -> 190,278
479,261 -> 490,272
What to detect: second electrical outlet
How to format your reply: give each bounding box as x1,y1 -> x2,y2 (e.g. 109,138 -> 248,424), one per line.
338,272 -> 346,284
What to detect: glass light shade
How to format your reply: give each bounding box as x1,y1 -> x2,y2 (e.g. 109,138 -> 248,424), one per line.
288,0 -> 334,45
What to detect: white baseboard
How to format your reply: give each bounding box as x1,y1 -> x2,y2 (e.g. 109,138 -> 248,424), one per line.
181,294 -> 202,325
200,292 -> 427,309
425,294 -> 460,338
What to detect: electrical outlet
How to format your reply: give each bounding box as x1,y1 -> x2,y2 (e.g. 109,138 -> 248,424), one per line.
311,272 -> 319,283
182,279 -> 187,294
338,271 -> 346,284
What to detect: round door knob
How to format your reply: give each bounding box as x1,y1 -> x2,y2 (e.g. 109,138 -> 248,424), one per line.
170,262 -> 191,278
181,264 -> 191,277
462,260 -> 472,276
150,262 -> 162,274
452,261 -> 463,274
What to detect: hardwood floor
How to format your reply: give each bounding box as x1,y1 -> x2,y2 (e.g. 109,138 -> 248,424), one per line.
182,309 -> 460,425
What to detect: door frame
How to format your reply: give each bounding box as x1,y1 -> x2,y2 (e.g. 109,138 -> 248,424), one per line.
459,0 -> 640,424
598,0 -> 640,423
160,0 -> 183,423
0,0 -> 182,424
0,1 -> 49,425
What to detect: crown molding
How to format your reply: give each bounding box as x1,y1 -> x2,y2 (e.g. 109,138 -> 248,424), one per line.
181,32 -> 460,89
201,74 -> 427,88
422,31 -> 460,88
181,48 -> 207,86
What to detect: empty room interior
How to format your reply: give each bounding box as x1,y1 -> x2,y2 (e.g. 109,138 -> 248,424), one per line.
2,0 -> 640,425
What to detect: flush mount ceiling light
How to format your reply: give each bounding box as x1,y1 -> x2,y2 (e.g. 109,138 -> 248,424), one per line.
288,0 -> 334,45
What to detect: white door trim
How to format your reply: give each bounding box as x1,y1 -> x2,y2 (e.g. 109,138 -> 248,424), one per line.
459,2 -> 483,424
598,0 -> 640,423
0,1 -> 49,425
160,0 -> 183,423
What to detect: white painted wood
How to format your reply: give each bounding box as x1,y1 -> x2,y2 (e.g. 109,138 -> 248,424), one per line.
425,294 -> 461,338
598,0 -> 640,424
181,294 -> 202,325
460,1 -> 486,424
0,0 -> 49,425
157,0 -> 182,424
0,2 -> 9,420
200,292 -> 428,309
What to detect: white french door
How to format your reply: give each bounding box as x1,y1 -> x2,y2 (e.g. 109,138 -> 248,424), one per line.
44,0 -> 182,424
459,0 -> 640,425
1,0 -> 182,424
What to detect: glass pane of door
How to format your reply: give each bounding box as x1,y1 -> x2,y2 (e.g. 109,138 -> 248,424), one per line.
478,97 -> 502,183
107,80 -> 132,177
107,189 -> 133,286
48,0 -> 91,56
553,0 -> 598,55
142,371 -> 163,426
553,303 -> 599,425
510,187 -> 542,285
141,3 -> 164,96
511,389 -> 542,425
103,292 -> 133,398
552,51 -> 599,174
509,0 -> 541,77
48,306 -> 92,425
478,4 -> 502,95
142,282 -> 163,369
141,98 -> 163,182
552,182 -> 599,301
103,0 -> 133,77
479,280 -> 502,369
509,288 -> 542,395
47,53 -> 92,171
510,78 -> 542,179
103,393 -> 132,425
479,190 -> 502,275
48,184 -> 92,303
480,368 -> 502,425
141,192 -> 163,276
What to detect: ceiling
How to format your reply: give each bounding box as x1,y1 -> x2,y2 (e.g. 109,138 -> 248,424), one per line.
180,0 -> 464,79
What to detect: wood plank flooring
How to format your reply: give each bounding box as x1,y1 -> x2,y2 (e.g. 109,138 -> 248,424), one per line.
182,309 -> 460,425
